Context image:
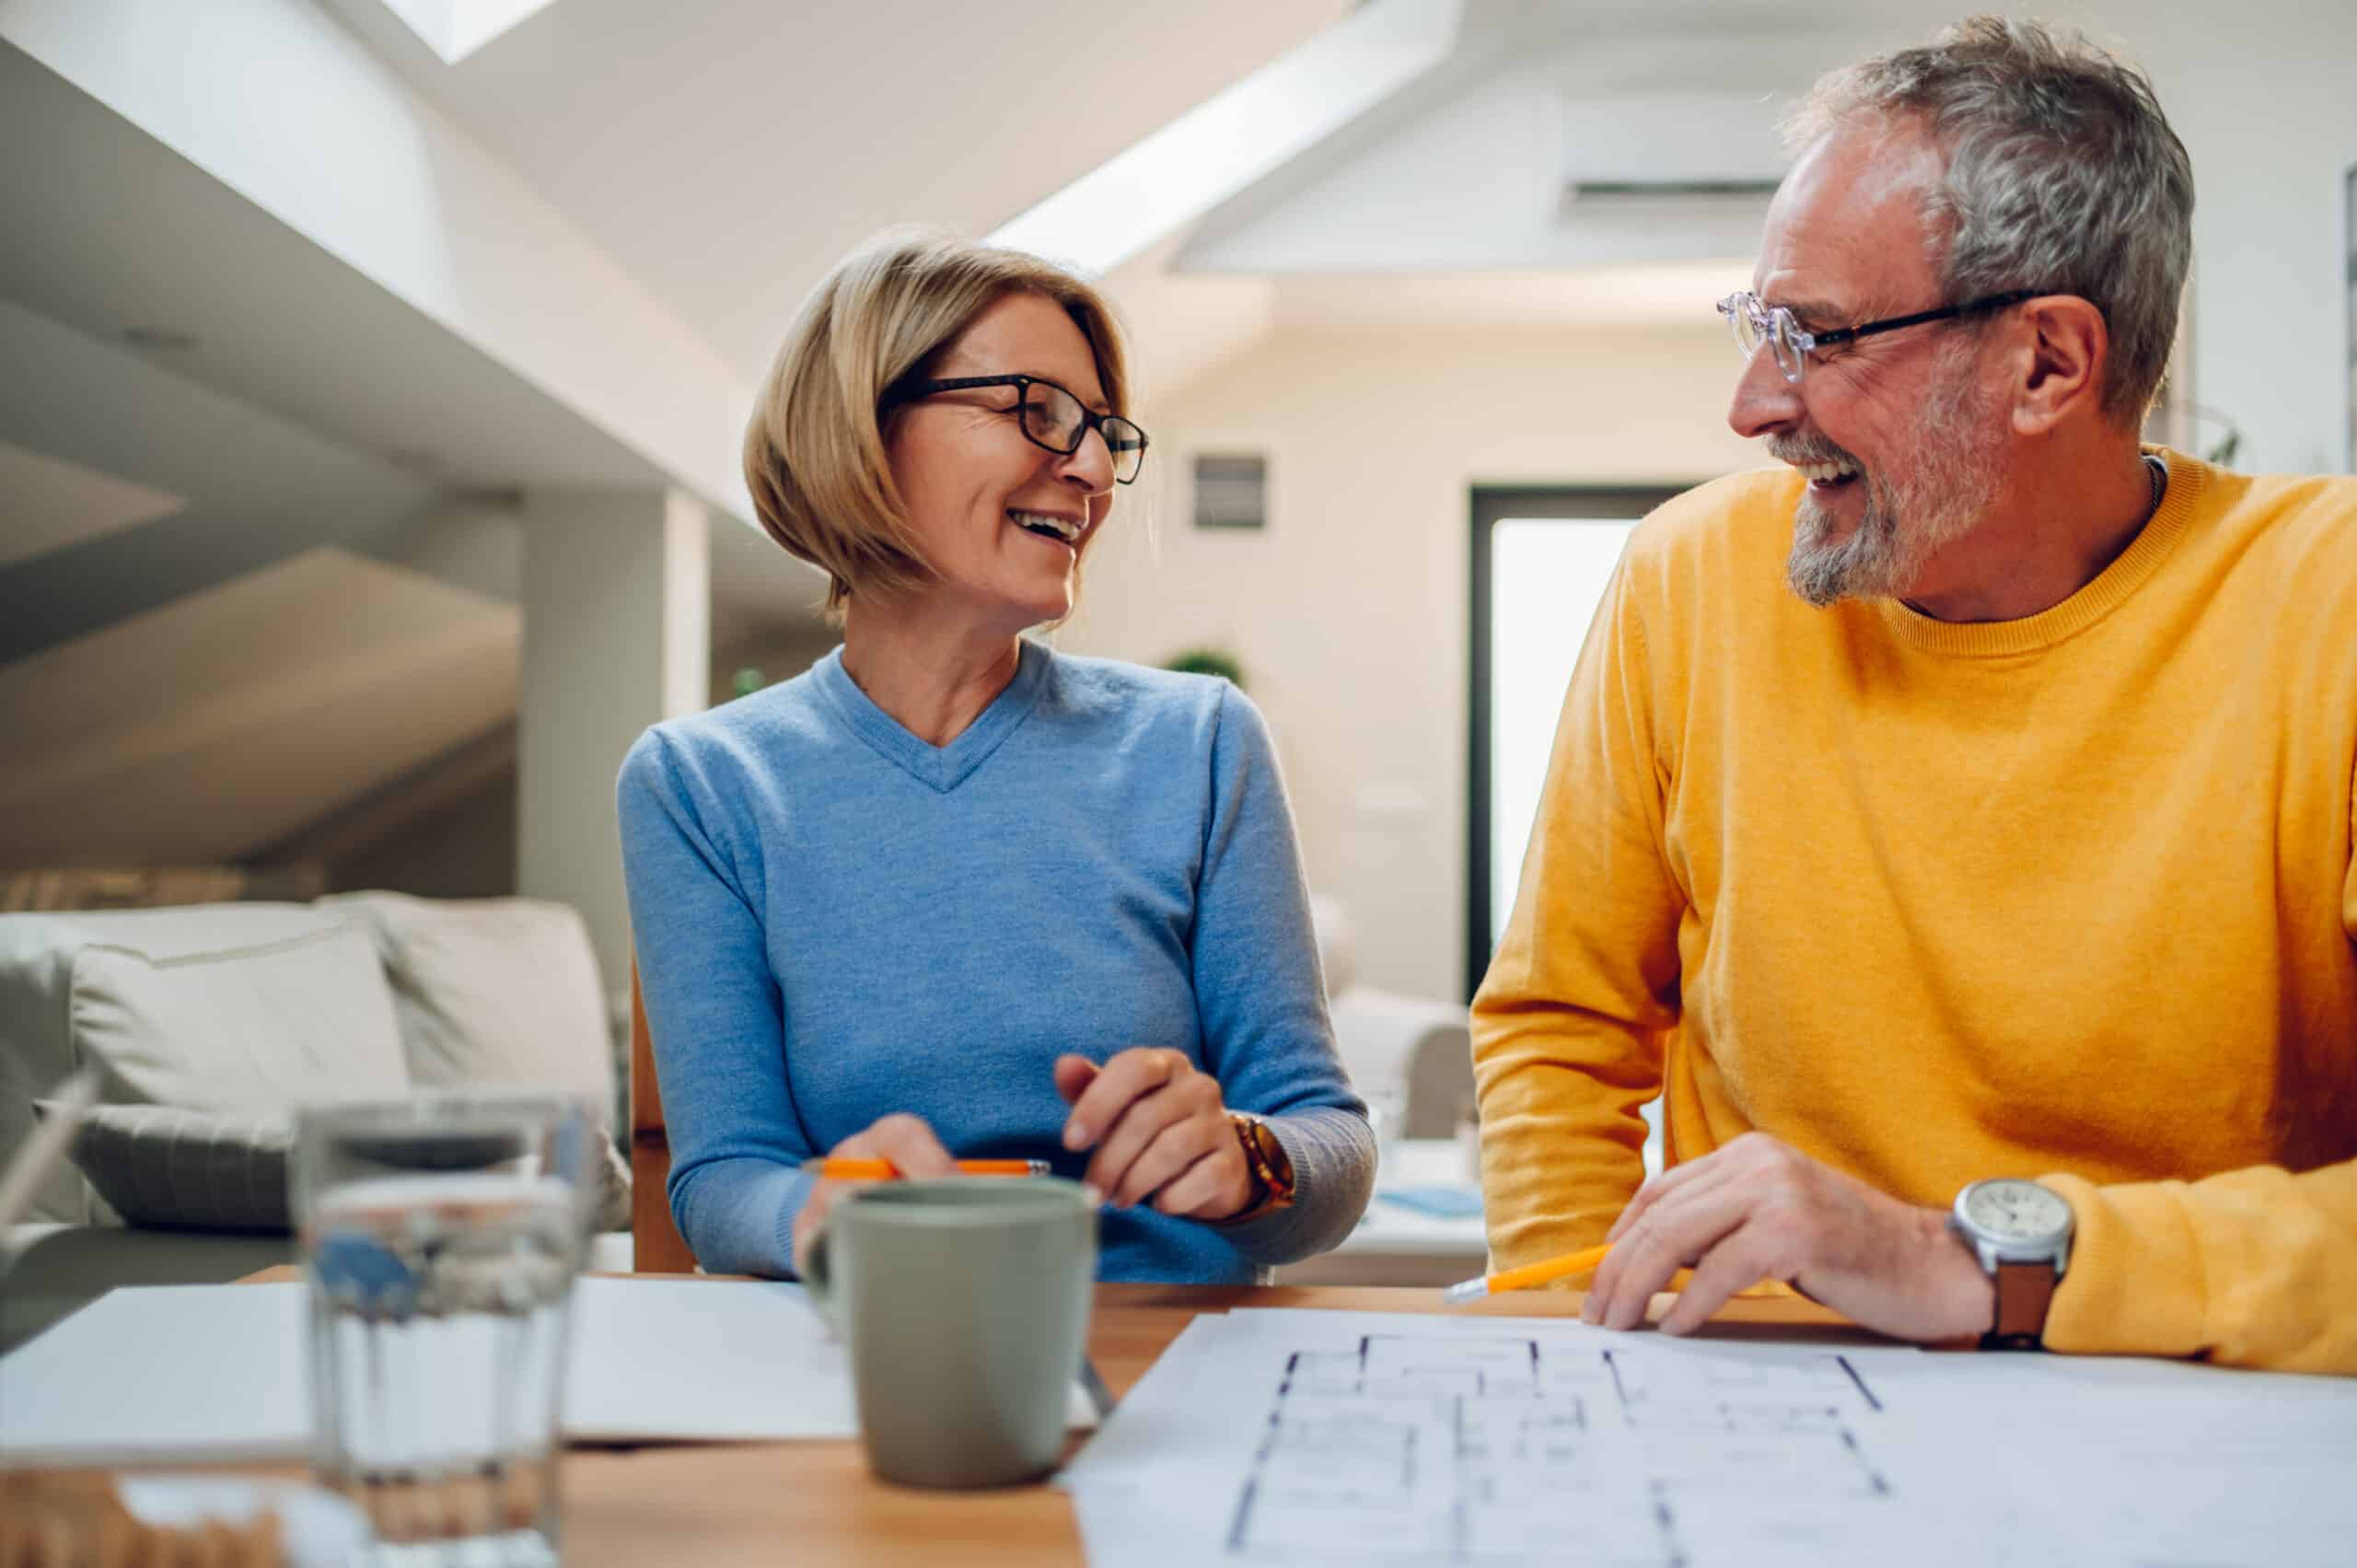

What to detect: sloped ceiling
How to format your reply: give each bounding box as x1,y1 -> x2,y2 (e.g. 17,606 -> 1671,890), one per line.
0,0 -> 2014,885
0,37 -> 685,500
0,442 -> 183,572
0,297 -> 439,667
317,0 -> 1359,382
0,549 -> 519,865
1161,0 -> 1995,288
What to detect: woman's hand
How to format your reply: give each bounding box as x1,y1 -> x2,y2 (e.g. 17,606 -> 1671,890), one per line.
1053,1049 -> 1254,1220
790,1113 -> 957,1275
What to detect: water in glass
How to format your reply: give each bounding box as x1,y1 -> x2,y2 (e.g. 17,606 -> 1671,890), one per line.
297,1098 -> 594,1566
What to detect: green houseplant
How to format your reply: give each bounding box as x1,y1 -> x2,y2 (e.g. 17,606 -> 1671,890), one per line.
1161,646 -> 1247,689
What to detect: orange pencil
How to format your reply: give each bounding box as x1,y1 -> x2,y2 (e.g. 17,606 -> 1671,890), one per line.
802,1157 -> 1051,1179
1443,1243 -> 1798,1307
1442,1242 -> 1613,1305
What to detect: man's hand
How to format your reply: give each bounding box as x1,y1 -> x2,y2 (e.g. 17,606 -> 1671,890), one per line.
790,1113 -> 958,1275
1054,1049 -> 1254,1220
1581,1132 -> 1995,1342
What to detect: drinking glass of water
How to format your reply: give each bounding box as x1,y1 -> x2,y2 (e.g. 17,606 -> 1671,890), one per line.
293,1094 -> 599,1566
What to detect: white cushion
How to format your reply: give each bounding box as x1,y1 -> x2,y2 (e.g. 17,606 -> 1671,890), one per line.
319,893 -> 615,1126
73,922 -> 406,1111
1329,987 -> 1473,1137
0,904 -> 374,1225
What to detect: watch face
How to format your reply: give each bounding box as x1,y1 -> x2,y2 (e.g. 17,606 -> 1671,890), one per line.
1963,1179 -> 2071,1242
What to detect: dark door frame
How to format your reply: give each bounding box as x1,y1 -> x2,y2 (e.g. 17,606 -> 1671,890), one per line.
1465,484 -> 1689,1001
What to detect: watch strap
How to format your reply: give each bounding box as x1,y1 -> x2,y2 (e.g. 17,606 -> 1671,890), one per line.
1983,1260 -> 2059,1350
1224,1113 -> 1296,1222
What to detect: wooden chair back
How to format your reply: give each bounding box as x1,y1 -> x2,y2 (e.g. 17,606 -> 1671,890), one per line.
628,965 -> 696,1273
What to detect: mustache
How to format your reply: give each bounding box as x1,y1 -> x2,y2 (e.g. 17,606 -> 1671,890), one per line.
1766,434 -> 1861,470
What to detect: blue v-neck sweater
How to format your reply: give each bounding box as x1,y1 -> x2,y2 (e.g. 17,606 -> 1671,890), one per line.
617,641 -> 1374,1283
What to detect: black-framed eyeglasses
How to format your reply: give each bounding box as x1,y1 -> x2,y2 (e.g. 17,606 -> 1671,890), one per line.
1715,288 -> 2043,384
880,373 -> 1149,485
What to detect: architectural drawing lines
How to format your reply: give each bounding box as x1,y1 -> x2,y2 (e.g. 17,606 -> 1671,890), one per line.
1222,1333 -> 1892,1565
1837,1355 -> 1883,1412
1650,1482 -> 1692,1568
1605,1345 -> 1632,1408
1840,1430 -> 1892,1497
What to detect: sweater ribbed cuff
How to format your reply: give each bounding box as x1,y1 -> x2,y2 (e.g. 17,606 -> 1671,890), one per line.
1213,1106 -> 1375,1267
2039,1173 -> 2207,1360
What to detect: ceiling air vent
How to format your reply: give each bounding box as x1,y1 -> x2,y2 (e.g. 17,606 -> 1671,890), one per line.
1193,453 -> 1267,531
1557,92 -> 1787,221
1564,178 -> 1782,204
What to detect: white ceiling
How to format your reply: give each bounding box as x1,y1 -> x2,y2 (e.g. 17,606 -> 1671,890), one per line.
0,441 -> 183,571
1160,0 -> 2009,291
0,549 -> 519,865
1265,262 -> 1757,330
0,0 -> 2065,877
317,0 -> 1358,381
0,38 -> 679,496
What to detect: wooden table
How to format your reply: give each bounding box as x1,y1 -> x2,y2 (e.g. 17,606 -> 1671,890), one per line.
220,1269 -> 1864,1565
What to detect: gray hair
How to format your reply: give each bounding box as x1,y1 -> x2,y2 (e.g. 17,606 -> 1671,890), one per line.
1784,17 -> 2193,428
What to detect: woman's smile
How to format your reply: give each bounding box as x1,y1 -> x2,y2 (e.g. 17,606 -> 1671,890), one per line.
1007,507 -> 1085,549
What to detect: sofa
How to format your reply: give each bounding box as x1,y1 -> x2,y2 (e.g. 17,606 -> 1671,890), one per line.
0,893 -> 633,1352
1305,895 -> 1475,1142
0,890 -> 1469,1349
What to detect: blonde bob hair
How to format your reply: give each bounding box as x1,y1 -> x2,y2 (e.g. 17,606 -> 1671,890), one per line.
744,227 -> 1135,619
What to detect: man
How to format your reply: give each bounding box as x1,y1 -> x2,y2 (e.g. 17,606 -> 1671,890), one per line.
1472,17 -> 2356,1373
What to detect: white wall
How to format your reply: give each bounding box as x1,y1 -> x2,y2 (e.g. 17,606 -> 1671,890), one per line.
517,488 -> 710,993
2130,0 -> 2357,474
1059,324 -> 1754,1002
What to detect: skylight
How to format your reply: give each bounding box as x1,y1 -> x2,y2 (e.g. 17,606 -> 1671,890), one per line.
989,0 -> 1461,277
377,0 -> 559,64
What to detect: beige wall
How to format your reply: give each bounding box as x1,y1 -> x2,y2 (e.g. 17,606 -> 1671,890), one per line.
711,626 -> 844,708
517,488 -> 709,994
328,766 -> 518,903
1058,323 -> 1756,1003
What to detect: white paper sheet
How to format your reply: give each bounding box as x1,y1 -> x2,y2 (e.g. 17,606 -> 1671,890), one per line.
0,1277 -> 1093,1465
1061,1308 -> 2357,1568
1860,1348 -> 2357,1568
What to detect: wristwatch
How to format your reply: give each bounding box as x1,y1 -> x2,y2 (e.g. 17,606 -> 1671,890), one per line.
1949,1178 -> 2074,1349
1225,1113 -> 1296,1220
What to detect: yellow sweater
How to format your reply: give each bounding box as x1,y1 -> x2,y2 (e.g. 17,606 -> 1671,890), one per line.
1472,449 -> 2357,1374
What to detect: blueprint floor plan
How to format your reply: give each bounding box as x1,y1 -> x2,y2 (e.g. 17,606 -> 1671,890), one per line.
1061,1307 -> 2357,1568
1222,1328 -> 1890,1564
1064,1310 -> 1925,1568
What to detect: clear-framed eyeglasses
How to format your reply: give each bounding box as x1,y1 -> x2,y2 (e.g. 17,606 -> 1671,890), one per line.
1715,288 -> 2042,385
879,372 -> 1149,484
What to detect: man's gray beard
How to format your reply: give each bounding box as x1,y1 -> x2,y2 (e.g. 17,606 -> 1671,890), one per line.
1784,348 -> 2004,608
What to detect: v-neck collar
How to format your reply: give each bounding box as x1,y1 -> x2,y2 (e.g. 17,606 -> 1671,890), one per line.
814,639 -> 1051,794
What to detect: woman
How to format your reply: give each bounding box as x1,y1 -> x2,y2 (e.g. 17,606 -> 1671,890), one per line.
618,229 -> 1372,1283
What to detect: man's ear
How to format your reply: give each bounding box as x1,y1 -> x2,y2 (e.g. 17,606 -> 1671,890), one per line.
2010,295 -> 2109,436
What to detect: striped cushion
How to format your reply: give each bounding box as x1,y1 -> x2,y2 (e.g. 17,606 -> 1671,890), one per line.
38,1101 -> 293,1231
35,1099 -> 634,1233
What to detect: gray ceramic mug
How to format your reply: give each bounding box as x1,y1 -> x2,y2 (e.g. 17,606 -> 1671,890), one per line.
804,1177 -> 1097,1488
